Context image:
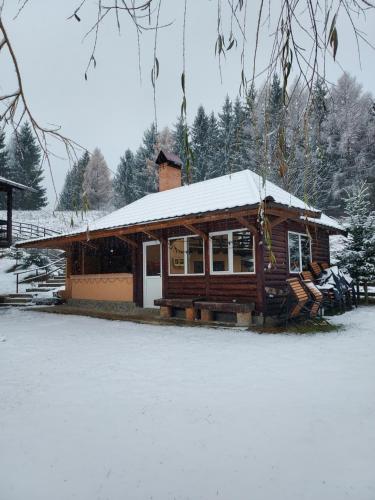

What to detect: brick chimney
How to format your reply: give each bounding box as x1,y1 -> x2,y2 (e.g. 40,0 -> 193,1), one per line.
155,150 -> 182,192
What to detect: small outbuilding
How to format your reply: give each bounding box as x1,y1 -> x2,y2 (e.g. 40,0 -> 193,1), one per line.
0,176 -> 35,248
17,151 -> 345,324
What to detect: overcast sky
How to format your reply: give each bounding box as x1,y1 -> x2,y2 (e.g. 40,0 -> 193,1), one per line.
1,0 -> 375,205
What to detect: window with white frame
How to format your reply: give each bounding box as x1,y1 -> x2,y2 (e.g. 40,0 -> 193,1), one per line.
210,229 -> 255,274
168,236 -> 204,275
288,232 -> 311,273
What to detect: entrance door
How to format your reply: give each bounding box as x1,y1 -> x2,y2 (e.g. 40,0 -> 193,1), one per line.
143,241 -> 162,308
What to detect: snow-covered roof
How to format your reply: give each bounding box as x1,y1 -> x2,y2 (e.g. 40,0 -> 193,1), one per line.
0,175 -> 36,191
19,169 -> 344,246
305,213 -> 344,231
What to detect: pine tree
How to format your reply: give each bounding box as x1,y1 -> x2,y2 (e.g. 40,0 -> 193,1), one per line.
82,148 -> 113,209
57,151 -> 90,210
191,105 -> 209,181
113,149 -> 137,208
172,116 -> 188,183
205,112 -> 221,179
266,74 -> 284,183
327,73 -> 373,212
57,168 -> 75,210
7,122 -> 47,209
338,183 -> 375,302
309,78 -> 332,209
217,95 -> 234,176
0,130 -> 9,178
231,97 -> 251,172
242,85 -> 259,173
133,123 -> 158,198
0,130 -> 9,209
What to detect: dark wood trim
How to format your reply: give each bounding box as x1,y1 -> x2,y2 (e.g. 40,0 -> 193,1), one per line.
255,231 -> 266,314
17,203 -> 320,249
270,216 -> 287,228
115,235 -> 138,248
184,224 -> 208,240
235,216 -> 257,234
6,188 -> 12,246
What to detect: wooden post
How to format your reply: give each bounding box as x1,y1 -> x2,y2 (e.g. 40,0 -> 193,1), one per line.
65,249 -> 73,299
204,230 -> 210,298
6,188 -> 12,247
81,245 -> 85,274
255,230 -> 266,318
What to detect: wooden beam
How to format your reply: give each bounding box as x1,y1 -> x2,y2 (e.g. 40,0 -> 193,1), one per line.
16,203 -> 320,249
270,216 -> 287,229
143,230 -> 159,240
184,224 -> 208,240
235,216 -> 258,234
115,235 -> 138,248
79,241 -> 96,250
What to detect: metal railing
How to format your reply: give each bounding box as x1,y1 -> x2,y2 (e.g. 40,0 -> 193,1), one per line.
14,256 -> 66,293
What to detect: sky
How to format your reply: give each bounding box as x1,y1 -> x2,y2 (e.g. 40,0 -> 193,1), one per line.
1,0 -> 375,205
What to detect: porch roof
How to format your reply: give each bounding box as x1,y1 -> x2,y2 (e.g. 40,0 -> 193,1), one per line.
16,169 -> 344,248
0,175 -> 36,191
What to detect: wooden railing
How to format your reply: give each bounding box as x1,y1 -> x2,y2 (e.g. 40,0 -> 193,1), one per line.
357,282 -> 375,302
12,220 -> 61,241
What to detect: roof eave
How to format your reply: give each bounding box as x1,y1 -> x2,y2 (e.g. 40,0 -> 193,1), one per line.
15,203 -> 322,250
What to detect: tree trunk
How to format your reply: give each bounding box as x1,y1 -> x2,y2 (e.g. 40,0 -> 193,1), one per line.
364,282 -> 369,305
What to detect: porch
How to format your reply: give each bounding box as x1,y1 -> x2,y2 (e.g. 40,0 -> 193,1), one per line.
0,176 -> 35,247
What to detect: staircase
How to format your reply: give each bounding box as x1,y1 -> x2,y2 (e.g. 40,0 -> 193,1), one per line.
25,274 -> 66,293
0,220 -> 66,308
0,293 -> 34,307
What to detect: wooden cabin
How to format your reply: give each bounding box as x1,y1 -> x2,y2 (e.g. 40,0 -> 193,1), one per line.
0,176 -> 35,248
17,151 -> 345,324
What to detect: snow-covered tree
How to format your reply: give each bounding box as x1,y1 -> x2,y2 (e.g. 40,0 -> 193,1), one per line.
172,116 -> 188,183
7,122 -> 47,209
82,148 -> 113,209
191,105 -> 210,182
57,151 -> 90,210
0,130 -> 9,178
0,130 -> 9,209
133,123 -> 158,198
338,183 -> 375,303
327,73 -> 374,211
217,95 -> 235,176
113,149 -> 137,208
308,78 -> 332,209
205,112 -> 221,180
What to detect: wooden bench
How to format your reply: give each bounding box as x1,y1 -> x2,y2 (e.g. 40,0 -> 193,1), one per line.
310,261 -> 323,277
286,278 -> 310,318
302,279 -> 323,317
194,301 -> 255,326
154,298 -> 197,321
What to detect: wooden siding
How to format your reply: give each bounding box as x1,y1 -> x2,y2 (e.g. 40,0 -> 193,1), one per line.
161,218 -> 259,306
70,215 -> 331,314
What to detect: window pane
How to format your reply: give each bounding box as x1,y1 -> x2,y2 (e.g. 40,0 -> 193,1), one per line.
146,244 -> 161,276
288,233 -> 300,272
187,237 -> 204,274
233,231 -> 254,272
300,236 -> 311,271
169,238 -> 185,274
212,234 -> 229,272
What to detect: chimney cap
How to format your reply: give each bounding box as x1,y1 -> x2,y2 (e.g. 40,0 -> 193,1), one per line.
155,149 -> 182,168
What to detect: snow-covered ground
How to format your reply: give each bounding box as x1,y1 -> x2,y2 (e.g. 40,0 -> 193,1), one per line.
0,307 -> 374,500
0,209 -> 107,234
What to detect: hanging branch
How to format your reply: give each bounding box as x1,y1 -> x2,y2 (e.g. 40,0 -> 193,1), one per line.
0,17 -> 86,200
